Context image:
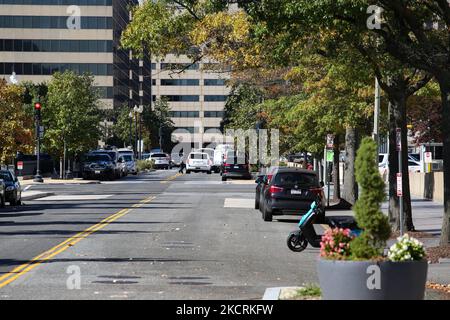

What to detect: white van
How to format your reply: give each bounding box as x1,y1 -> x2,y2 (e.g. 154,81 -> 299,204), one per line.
214,144 -> 234,172
186,152 -> 212,174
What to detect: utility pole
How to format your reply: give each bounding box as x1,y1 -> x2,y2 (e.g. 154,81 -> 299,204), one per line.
373,77 -> 381,151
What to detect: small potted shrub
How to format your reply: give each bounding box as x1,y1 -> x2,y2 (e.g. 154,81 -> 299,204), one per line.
317,137 -> 428,300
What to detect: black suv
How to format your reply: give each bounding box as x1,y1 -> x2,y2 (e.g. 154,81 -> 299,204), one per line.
221,151 -> 252,181
81,153 -> 115,180
258,167 -> 324,222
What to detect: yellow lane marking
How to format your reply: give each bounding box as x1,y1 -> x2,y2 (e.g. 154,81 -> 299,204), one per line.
0,195 -> 156,289
160,173 -> 182,184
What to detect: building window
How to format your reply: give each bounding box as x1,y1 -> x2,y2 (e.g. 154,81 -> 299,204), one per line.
0,63 -> 113,76
162,95 -> 199,102
204,95 -> 228,102
160,63 -> 199,71
204,79 -> 226,86
96,86 -> 114,99
0,39 -> 113,53
161,79 -> 199,86
0,0 -> 112,4
0,16 -> 112,29
170,111 -> 200,118
204,111 -> 224,118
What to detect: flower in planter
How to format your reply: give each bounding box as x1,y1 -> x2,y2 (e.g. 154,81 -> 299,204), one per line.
387,234 -> 426,262
320,228 -> 354,259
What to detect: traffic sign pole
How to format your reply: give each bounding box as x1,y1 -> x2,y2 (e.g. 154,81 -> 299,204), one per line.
33,102 -> 44,183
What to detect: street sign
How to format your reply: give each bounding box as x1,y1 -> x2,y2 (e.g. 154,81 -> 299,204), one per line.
39,126 -> 44,139
424,152 -> 433,164
397,173 -> 403,197
326,150 -> 334,162
326,134 -> 335,149
17,161 -> 23,170
396,128 -> 401,151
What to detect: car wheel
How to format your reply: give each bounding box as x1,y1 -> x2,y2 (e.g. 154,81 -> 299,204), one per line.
207,170 -> 212,175
0,193 -> 5,208
262,201 -> 273,222
255,195 -> 260,210
222,177 -> 227,182
186,170 -> 191,174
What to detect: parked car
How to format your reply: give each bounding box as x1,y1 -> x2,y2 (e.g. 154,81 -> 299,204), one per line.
81,153 -> 116,180
170,152 -> 184,167
214,144 -> 234,174
186,152 -> 212,174
0,170 -> 21,206
221,151 -> 252,181
259,167 -> 324,222
150,153 -> 171,170
91,149 -> 121,179
117,148 -> 137,175
0,178 -> 5,208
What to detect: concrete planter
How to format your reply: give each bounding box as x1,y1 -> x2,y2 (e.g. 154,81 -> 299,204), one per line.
317,259 -> 428,300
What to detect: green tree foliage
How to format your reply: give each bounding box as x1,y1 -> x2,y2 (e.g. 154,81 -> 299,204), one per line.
0,79 -> 34,163
350,137 -> 391,259
43,71 -> 101,158
143,98 -> 174,151
113,106 -> 136,147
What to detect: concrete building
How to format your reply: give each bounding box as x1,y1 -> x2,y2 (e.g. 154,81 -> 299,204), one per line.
0,0 -> 151,110
152,54 -> 230,148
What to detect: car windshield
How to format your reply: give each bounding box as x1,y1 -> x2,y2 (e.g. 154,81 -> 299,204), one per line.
273,172 -> 318,188
190,153 -> 208,160
122,155 -> 133,161
0,171 -> 13,181
151,153 -> 167,158
378,155 -> 385,163
85,154 -> 111,162
225,156 -> 247,165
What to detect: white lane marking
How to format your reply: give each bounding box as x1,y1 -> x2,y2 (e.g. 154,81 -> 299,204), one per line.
23,185 -> 31,191
35,195 -> 113,201
224,198 -> 254,208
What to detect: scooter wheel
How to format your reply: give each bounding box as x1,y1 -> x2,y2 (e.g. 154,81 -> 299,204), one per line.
287,231 -> 308,252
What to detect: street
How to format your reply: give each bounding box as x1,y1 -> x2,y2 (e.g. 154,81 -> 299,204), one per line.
0,170 -> 318,299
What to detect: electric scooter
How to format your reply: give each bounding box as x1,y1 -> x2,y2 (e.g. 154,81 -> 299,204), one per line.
287,199 -> 361,252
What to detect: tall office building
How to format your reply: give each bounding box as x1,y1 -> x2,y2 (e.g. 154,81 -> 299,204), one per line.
152,54 -> 230,149
0,0 -> 151,110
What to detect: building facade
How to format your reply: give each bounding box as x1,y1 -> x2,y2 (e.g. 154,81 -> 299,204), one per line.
152,54 -> 230,148
0,0 -> 151,111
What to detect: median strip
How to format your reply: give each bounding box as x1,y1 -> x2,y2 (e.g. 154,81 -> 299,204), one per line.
0,195 -> 156,289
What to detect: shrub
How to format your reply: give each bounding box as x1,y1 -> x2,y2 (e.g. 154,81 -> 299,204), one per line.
136,159 -> 154,172
387,234 -> 426,262
320,228 -> 354,259
350,137 -> 391,260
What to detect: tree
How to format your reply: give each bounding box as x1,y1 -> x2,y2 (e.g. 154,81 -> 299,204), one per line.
0,79 -> 34,163
143,98 -> 174,151
113,106 -> 136,148
43,71 -> 101,161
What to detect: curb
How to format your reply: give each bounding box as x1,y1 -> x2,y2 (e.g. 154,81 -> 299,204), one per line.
21,192 -> 54,201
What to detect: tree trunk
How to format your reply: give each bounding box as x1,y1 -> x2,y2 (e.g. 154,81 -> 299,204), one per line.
343,127 -> 358,204
332,134 -> 341,201
440,84 -> 450,245
387,94 -> 414,231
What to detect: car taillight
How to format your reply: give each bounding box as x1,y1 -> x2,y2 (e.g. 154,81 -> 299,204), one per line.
267,174 -> 273,183
224,163 -> 231,167
310,187 -> 324,199
269,186 -> 284,194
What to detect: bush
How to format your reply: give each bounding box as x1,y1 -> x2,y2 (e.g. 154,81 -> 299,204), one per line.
387,234 -> 426,262
350,137 -> 391,260
320,228 -> 354,260
136,159 -> 154,172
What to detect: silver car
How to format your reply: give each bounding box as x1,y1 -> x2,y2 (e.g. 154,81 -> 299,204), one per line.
150,153 -> 171,170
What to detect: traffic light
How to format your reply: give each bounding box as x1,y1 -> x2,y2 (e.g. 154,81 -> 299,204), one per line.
34,102 -> 41,121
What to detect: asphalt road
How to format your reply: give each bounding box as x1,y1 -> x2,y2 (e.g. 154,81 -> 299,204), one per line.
0,169 -> 319,299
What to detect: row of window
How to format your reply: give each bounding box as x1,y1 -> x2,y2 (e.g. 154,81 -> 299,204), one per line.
0,16 -> 113,29
161,95 -> 228,102
173,127 -> 221,134
0,62 -> 113,75
158,79 -> 226,86
169,111 -> 224,118
0,0 -> 112,5
160,63 -> 199,71
0,39 -> 113,53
